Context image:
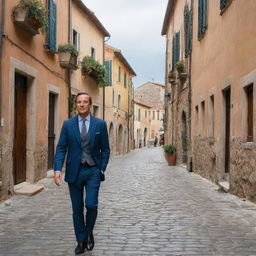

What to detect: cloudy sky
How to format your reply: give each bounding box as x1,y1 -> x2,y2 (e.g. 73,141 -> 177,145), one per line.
82,0 -> 169,88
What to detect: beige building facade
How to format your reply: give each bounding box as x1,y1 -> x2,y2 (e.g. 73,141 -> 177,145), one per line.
134,82 -> 165,148
0,0 -> 109,201
162,0 -> 256,202
104,45 -> 136,155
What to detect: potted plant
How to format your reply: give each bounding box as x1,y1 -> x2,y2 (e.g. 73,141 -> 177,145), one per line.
58,44 -> 79,70
81,56 -> 106,87
163,144 -> 176,166
168,71 -> 176,84
12,0 -> 48,35
175,61 -> 185,73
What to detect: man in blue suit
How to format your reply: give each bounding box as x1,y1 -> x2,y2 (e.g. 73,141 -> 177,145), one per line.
54,92 -> 110,254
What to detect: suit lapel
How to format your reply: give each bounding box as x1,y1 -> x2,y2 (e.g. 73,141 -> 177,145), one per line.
73,115 -> 81,147
89,115 -> 97,148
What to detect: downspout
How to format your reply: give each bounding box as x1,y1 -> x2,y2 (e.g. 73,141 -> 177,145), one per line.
188,0 -> 193,172
68,0 -> 71,118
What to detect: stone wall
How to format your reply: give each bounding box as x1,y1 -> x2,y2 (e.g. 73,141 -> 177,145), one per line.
230,138 -> 256,202
192,136 -> 217,182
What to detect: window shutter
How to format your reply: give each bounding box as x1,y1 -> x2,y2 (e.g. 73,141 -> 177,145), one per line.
202,0 -> 208,30
198,0 -> 207,39
48,0 -> 57,52
184,5 -> 192,57
172,36 -> 175,71
175,32 -> 180,65
198,0 -> 202,38
104,60 -> 112,86
220,0 -> 228,10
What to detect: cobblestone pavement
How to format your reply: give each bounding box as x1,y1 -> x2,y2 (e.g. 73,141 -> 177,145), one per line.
1,147 -> 256,256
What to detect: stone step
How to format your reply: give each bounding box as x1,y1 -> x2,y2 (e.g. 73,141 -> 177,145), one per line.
14,182 -> 44,196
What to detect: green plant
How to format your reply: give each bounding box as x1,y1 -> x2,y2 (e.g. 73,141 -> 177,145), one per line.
81,56 -> 106,87
175,61 -> 185,73
13,0 -> 48,33
168,71 -> 176,79
58,44 -> 79,56
163,144 -> 176,155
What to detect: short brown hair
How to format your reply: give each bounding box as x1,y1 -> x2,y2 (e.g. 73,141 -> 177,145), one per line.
75,92 -> 92,105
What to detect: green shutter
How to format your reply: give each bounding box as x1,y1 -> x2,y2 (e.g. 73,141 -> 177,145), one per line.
175,32 -> 180,65
220,0 -> 227,10
198,0 -> 207,39
184,6 -> 193,57
104,60 -> 112,86
202,0 -> 208,30
172,36 -> 175,71
48,0 -> 57,52
198,0 -> 202,38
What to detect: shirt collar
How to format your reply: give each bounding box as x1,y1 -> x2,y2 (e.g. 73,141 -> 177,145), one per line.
78,114 -> 91,122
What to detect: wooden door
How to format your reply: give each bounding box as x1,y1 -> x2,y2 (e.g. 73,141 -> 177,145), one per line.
224,88 -> 231,173
48,93 -> 55,170
13,73 -> 27,184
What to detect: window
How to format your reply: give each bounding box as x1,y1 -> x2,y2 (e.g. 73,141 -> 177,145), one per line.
172,32 -> 180,70
91,47 -> 95,58
195,105 -> 199,135
47,0 -> 57,52
112,89 -> 115,106
138,109 -> 141,121
104,60 -> 112,86
145,110 -> 147,118
73,29 -> 80,51
153,111 -> 155,120
124,72 -> 127,88
157,110 -> 160,120
209,95 -> 215,137
184,5 -> 192,57
118,66 -> 121,82
245,84 -> 253,142
198,0 -> 208,40
118,94 -> 121,109
149,111 -> 151,118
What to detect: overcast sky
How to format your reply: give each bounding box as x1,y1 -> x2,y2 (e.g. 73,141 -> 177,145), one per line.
82,0 -> 168,88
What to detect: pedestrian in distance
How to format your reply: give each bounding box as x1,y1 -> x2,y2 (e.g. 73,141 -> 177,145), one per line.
154,136 -> 158,147
53,92 -> 110,254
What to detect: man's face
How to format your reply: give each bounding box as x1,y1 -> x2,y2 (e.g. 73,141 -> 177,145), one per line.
76,94 -> 91,117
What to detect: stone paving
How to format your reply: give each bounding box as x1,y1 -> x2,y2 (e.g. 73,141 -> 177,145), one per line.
1,147 -> 256,256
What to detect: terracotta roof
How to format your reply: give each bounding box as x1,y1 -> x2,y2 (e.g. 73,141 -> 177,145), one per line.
136,81 -> 165,90
133,100 -> 151,108
73,0 -> 110,37
161,0 -> 175,36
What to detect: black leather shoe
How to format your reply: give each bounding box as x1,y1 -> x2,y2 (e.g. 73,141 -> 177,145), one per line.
86,233 -> 94,251
75,241 -> 86,255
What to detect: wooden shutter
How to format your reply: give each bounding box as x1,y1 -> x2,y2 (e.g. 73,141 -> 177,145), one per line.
172,36 -> 175,70
184,5 -> 192,57
104,60 -> 112,86
175,32 -> 180,64
198,0 -> 207,39
220,0 -> 228,10
48,0 -> 57,52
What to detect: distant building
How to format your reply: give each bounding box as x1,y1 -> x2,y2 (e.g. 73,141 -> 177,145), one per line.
104,45 -> 136,155
134,82 -> 165,148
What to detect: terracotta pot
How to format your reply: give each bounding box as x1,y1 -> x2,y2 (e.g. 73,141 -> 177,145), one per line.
165,153 -> 176,166
58,52 -> 78,70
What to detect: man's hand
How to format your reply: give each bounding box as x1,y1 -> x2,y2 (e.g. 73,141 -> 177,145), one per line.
54,172 -> 62,186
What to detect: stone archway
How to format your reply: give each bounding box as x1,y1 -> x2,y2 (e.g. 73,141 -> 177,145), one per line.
109,122 -> 115,154
117,124 -> 123,154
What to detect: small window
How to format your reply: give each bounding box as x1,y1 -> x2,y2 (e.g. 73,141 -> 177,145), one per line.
145,110 -> 147,118
153,111 -> 155,120
209,95 -> 215,137
157,110 -> 160,120
73,29 -> 80,50
138,109 -> 141,121
195,105 -> 199,135
118,66 -> 121,82
124,73 -> 127,88
112,89 -> 115,106
201,101 -> 205,135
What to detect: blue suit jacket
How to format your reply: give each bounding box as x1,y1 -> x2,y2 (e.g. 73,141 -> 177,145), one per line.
53,115 -> 110,183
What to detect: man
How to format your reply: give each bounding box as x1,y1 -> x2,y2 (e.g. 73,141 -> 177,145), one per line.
54,92 -> 110,254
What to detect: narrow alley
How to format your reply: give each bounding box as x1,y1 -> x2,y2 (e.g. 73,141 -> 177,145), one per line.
1,147 -> 256,256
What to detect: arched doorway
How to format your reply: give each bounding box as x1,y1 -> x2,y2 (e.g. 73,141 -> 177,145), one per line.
117,124 -> 123,154
109,122 -> 115,154
181,111 -> 188,163
144,128 -> 147,147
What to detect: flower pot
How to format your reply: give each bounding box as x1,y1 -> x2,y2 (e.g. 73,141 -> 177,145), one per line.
13,7 -> 41,35
165,153 -> 176,166
82,66 -> 99,80
58,52 -> 78,70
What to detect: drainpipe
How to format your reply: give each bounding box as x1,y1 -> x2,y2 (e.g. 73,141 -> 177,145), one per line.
68,0 -> 71,118
188,0 -> 194,172
0,0 -> 6,198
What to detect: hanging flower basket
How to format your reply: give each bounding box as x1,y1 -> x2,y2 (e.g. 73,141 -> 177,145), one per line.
13,7 -> 41,35
12,0 -> 48,35
58,44 -> 79,70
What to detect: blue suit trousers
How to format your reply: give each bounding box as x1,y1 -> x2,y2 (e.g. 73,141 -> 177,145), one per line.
68,165 -> 101,242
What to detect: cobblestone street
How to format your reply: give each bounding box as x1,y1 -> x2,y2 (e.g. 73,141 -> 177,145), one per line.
1,147 -> 256,256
